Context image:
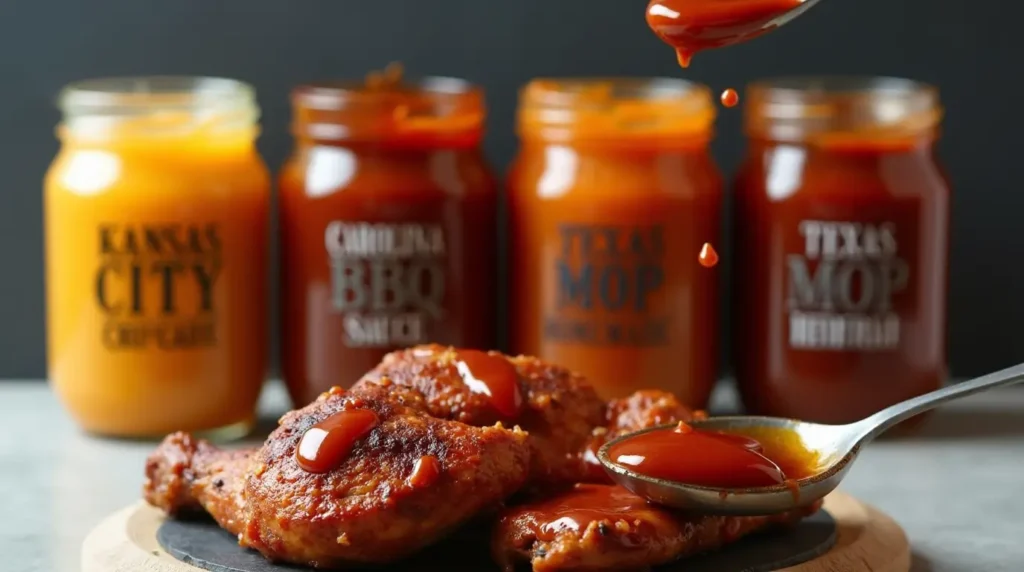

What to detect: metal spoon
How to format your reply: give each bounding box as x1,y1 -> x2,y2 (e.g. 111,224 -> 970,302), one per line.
599,361 -> 1024,515
764,0 -> 823,32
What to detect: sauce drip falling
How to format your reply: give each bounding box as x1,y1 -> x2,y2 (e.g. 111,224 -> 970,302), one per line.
455,349 -> 524,420
646,0 -> 805,67
699,242 -> 719,268
720,88 -> 740,108
525,484 -> 655,542
607,423 -> 819,488
296,409 -> 380,474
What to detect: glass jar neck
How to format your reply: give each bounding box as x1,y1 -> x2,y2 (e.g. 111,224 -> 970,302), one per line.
747,134 -> 937,155
517,77 -> 716,148
291,76 -> 485,149
57,76 -> 260,146
519,136 -> 712,155
744,76 -> 942,149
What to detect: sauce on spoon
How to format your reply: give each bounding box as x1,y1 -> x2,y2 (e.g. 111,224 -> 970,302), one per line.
607,421 -> 819,488
647,0 -> 805,67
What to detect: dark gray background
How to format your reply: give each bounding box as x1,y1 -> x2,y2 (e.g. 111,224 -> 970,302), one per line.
1,0 -> 1018,379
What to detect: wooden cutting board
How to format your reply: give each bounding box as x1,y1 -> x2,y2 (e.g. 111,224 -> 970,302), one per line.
82,490 -> 909,572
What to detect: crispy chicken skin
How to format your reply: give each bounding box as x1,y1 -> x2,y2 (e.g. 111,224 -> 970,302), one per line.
354,345 -> 609,487
145,383 -> 531,567
144,432 -> 254,536
605,389 -> 698,435
492,484 -> 823,572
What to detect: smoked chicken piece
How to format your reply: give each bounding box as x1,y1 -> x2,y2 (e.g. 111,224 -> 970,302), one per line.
353,345 -> 608,487
605,389 -> 700,434
581,390 -> 699,482
144,432 -> 255,536
492,484 -> 822,572
145,384 -> 531,567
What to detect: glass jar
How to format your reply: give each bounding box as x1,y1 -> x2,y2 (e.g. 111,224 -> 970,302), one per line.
45,77 -> 270,439
279,74 -> 498,406
508,78 -> 722,406
733,77 -> 950,424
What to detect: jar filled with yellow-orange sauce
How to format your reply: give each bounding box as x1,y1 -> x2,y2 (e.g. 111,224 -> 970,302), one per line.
508,78 -> 722,407
45,77 -> 270,439
279,66 -> 498,406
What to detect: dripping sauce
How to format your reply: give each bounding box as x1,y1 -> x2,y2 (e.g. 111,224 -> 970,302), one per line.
608,422 -> 819,488
454,349 -> 524,420
296,409 -> 380,473
699,242 -> 719,268
721,88 -> 740,108
646,0 -> 804,67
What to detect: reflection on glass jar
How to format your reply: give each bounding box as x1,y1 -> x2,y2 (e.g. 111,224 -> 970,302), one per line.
45,76 -> 271,439
733,76 -> 950,424
279,71 -> 498,406
509,78 -> 722,407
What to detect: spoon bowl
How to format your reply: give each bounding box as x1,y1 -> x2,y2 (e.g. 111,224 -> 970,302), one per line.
646,0 -> 824,66
599,416 -> 857,515
600,361 -> 1024,515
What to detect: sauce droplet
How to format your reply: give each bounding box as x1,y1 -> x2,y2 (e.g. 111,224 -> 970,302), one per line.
675,49 -> 693,68
720,88 -> 740,108
455,350 -> 524,420
408,455 -> 442,488
608,428 -> 786,488
296,409 -> 380,474
699,242 -> 719,268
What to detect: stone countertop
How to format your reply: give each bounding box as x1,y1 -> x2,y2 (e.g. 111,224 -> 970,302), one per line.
2,381 -> 1023,572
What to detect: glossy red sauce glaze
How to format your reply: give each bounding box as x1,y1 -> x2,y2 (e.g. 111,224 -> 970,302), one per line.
409,455 -> 442,488
699,242 -> 720,268
454,349 -> 524,420
525,484 -> 653,541
721,88 -> 740,108
296,409 -> 380,473
608,423 -> 819,488
647,0 -> 804,66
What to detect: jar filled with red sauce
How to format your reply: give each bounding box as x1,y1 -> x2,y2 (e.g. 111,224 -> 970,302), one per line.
733,77 -> 950,424
509,79 -> 722,407
279,68 -> 498,406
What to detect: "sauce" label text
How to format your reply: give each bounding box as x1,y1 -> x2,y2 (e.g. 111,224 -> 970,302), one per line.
326,222 -> 446,348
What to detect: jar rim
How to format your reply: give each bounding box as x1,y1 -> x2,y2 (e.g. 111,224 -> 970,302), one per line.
744,76 -> 942,143
290,76 -> 486,146
59,76 -> 257,114
293,76 -> 481,110
749,76 -> 935,96
521,77 -> 711,106
56,76 -> 260,141
517,77 -> 715,144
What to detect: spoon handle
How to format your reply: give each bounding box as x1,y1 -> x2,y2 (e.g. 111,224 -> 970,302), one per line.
852,361 -> 1024,444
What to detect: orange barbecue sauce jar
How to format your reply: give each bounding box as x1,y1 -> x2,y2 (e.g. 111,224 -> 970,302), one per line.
279,67 -> 498,406
733,77 -> 950,424
45,77 -> 270,439
509,79 -> 722,407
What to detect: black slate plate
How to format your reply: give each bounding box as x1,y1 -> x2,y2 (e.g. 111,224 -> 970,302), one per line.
157,510 -> 836,572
